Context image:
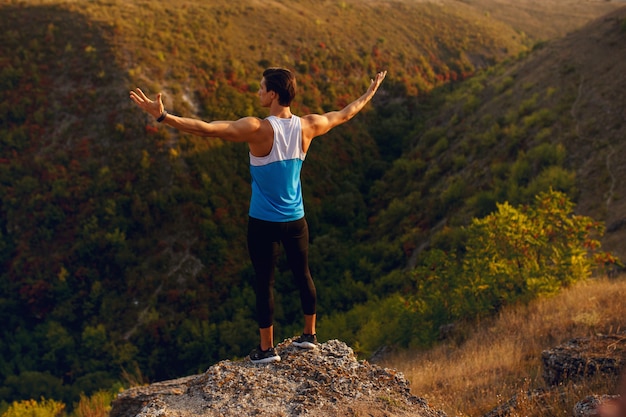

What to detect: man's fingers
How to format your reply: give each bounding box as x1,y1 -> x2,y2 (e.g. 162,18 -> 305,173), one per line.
130,88 -> 150,104
129,91 -> 143,105
129,90 -> 143,103
136,88 -> 150,102
372,71 -> 387,86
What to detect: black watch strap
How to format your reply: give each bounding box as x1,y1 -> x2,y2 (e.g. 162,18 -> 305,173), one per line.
156,110 -> 168,123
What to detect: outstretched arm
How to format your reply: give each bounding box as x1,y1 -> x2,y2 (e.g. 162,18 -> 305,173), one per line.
129,88 -> 263,142
302,70 -> 387,140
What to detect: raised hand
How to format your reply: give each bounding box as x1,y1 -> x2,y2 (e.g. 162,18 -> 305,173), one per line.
367,70 -> 387,96
129,88 -> 164,119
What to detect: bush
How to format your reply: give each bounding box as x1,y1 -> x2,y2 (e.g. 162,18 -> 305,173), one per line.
494,76 -> 514,94
463,94 -> 481,114
522,108 -> 557,129
462,191 -> 591,301
469,190 -> 497,217
527,143 -> 566,171
407,190 -> 616,343
441,179 -> 467,210
420,127 -> 447,148
1,398 -> 65,417
431,137 -> 449,157
518,93 -> 538,116
523,166 -> 576,200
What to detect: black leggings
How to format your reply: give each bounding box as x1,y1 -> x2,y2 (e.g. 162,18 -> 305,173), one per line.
247,216 -> 317,329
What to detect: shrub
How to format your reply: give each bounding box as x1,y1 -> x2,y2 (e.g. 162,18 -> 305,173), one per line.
421,127 -> 447,148
522,108 -> 557,129
431,137 -> 449,157
452,154 -> 466,171
462,191 -> 593,300
441,179 -> 467,210
1,398 -> 65,417
463,94 -> 481,114
494,76 -> 514,94
469,190 -> 497,217
535,127 -> 552,143
408,190 -> 616,340
522,166 -> 576,200
518,93 -> 539,116
527,143 -> 566,171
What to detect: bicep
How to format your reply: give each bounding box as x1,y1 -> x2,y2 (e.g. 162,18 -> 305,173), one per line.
305,112 -> 345,139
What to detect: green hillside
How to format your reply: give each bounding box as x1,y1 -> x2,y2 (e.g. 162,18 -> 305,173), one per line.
367,5 -> 626,264
329,5 -> 626,360
0,0 -> 622,410
0,0 -> 529,405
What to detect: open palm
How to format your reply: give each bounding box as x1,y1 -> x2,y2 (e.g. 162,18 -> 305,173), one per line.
129,88 -> 164,119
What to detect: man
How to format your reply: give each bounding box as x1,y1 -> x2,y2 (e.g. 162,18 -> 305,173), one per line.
130,67 -> 387,364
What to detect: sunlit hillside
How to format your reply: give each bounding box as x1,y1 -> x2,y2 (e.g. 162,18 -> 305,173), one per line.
0,0 -> 529,407
456,0 -> 623,40
381,276 -> 626,416
0,0 -> 623,412
367,6 -> 626,266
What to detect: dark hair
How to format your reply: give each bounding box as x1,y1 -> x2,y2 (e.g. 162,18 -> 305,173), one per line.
263,67 -> 296,106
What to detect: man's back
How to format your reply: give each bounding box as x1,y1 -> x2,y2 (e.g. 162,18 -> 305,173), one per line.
249,115 -> 306,222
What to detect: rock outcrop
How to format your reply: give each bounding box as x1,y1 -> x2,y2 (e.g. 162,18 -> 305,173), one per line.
110,339 -> 447,417
541,333 -> 626,386
483,333 -> 625,417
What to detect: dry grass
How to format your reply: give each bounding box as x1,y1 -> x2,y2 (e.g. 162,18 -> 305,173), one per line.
380,277 -> 626,416
72,391 -> 113,417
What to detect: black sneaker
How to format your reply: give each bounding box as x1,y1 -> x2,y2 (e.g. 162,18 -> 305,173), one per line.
249,346 -> 281,364
292,334 -> 318,349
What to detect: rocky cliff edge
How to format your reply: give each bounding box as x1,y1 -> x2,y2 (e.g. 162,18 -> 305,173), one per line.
110,338 -> 447,417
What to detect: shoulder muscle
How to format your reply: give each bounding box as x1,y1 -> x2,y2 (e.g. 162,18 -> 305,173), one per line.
302,113 -> 338,139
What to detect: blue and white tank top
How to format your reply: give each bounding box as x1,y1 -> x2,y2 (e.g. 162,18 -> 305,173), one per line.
249,115 -> 306,222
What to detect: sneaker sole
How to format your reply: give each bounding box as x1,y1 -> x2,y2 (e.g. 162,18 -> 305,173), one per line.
250,355 -> 281,364
292,341 -> 318,349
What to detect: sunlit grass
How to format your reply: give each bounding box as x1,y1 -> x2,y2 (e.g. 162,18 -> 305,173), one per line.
381,277 -> 626,416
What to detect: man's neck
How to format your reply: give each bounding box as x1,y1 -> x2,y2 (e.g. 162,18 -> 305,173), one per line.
269,102 -> 292,119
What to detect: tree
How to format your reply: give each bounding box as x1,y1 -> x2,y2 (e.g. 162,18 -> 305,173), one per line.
410,190 -> 617,334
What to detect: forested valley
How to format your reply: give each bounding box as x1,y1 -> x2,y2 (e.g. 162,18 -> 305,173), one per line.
1,0 -> 624,413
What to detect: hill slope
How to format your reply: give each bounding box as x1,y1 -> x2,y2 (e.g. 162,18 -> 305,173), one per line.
0,0 -> 529,406
0,0 -> 623,409
381,277 -> 626,416
369,6 -> 626,265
